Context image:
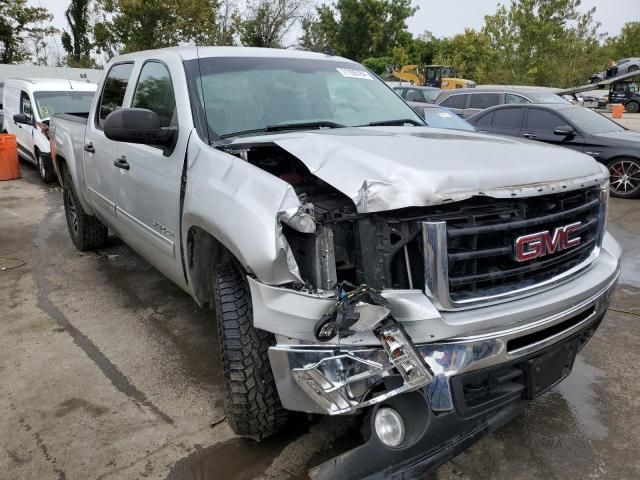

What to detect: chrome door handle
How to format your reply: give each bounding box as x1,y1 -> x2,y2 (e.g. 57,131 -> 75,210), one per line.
84,143 -> 95,153
522,133 -> 537,139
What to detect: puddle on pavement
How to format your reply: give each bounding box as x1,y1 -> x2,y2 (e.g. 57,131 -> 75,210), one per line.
607,224 -> 640,287
553,355 -> 608,440
166,427 -> 308,480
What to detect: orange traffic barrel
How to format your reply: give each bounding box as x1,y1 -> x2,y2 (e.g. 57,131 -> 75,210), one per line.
611,103 -> 624,119
0,133 -> 20,181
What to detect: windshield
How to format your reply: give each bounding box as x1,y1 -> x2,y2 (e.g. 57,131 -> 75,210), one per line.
184,56 -> 423,140
423,107 -> 475,131
529,92 -> 570,104
562,107 -> 625,134
422,89 -> 440,103
33,91 -> 94,119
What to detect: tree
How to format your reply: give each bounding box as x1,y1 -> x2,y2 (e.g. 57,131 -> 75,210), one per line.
299,0 -> 416,62
607,22 -> 640,59
0,0 -> 56,64
94,0 -> 222,55
361,56 -> 392,75
62,0 -> 95,67
240,0 -> 308,48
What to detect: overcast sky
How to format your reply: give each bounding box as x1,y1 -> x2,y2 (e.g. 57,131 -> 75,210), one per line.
29,0 -> 640,42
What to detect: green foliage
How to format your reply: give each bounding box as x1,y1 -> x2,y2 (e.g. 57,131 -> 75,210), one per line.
300,0 -> 416,61
62,0 -> 96,67
361,56 -> 392,74
0,0 -> 56,64
606,22 -> 640,59
240,0 -> 308,48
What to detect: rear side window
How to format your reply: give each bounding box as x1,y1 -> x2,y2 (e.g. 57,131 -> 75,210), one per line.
526,109 -> 565,132
440,94 -> 467,109
506,93 -> 530,104
470,93 -> 500,109
405,89 -> 425,102
20,91 -> 33,123
492,108 -> 524,128
132,62 -> 177,127
97,63 -> 134,127
474,112 -> 493,128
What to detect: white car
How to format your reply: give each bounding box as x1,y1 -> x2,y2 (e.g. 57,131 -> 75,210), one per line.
2,78 -> 96,182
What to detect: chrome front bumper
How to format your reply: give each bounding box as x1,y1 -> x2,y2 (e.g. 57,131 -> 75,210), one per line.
268,269 -> 619,415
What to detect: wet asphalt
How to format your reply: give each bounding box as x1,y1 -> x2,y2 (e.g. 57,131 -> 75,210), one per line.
1,144 -> 640,479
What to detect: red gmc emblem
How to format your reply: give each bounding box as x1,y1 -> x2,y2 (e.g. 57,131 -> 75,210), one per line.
514,222 -> 582,262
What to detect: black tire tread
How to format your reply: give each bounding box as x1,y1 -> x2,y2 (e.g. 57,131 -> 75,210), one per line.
63,171 -> 108,251
213,262 -> 288,437
38,152 -> 56,183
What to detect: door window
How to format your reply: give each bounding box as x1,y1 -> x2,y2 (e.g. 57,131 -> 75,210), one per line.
525,109 -> 565,132
473,112 -> 493,128
132,62 -> 177,127
469,93 -> 500,109
20,91 -> 33,123
506,93 -> 530,104
440,94 -> 467,109
97,63 -> 134,127
492,108 -> 524,129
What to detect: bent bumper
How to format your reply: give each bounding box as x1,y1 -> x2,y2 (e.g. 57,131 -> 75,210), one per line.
310,310 -> 606,479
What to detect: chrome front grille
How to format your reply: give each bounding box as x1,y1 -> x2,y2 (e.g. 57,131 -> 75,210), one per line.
423,186 -> 606,309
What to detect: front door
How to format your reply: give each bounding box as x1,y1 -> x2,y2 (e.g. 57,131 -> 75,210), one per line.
522,108 -> 585,153
112,59 -> 187,285
16,91 -> 36,162
84,62 -> 135,228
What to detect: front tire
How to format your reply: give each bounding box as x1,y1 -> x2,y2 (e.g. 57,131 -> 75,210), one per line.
37,151 -> 56,183
608,158 -> 640,198
213,262 -> 289,437
63,170 -> 109,250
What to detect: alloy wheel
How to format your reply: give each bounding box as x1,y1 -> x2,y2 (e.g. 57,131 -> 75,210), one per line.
609,159 -> 640,196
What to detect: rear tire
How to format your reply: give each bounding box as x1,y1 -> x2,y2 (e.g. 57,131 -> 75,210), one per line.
629,65 -> 639,73
213,262 -> 289,437
625,101 -> 639,113
62,170 -> 109,251
608,158 -> 640,198
37,151 -> 56,183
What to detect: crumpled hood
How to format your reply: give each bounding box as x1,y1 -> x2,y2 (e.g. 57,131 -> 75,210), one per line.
231,127 -> 607,213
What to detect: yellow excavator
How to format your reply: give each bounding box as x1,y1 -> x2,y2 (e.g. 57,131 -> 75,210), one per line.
392,65 -> 476,89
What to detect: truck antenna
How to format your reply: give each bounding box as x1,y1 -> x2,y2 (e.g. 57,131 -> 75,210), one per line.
61,67 -> 74,89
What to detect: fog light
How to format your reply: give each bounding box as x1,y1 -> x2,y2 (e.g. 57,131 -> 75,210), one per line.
374,407 -> 405,447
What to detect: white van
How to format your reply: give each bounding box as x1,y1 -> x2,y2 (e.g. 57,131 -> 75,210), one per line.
2,78 -> 96,182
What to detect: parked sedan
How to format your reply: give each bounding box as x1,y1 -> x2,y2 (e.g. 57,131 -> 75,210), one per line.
468,103 -> 640,198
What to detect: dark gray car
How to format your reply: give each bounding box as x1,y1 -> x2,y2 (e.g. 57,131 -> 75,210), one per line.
393,85 -> 440,104
468,103 -> 640,198
435,87 -> 569,118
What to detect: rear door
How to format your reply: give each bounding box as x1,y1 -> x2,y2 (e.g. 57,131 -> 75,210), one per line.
522,107 -> 585,152
488,107 -> 525,136
438,93 -> 469,117
84,62 -> 135,227
112,57 -> 188,284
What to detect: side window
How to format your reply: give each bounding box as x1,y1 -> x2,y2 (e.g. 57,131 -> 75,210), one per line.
469,93 -> 500,109
132,62 -> 177,128
525,109 -> 565,132
405,89 -> 423,102
506,93 -> 530,104
98,63 -> 134,127
440,94 -> 467,109
20,91 -> 33,123
474,112 -> 494,128
492,108 -> 524,129
393,88 -> 405,98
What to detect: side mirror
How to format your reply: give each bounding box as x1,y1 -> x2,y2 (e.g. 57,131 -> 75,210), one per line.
554,125 -> 575,137
103,108 -> 177,153
13,113 -> 31,125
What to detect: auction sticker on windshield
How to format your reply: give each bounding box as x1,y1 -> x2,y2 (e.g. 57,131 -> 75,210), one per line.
336,68 -> 373,80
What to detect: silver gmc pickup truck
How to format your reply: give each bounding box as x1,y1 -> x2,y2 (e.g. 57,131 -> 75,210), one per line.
50,47 -> 621,479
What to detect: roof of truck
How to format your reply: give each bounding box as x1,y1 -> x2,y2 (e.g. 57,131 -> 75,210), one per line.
110,46 -> 356,63
4,77 -> 97,92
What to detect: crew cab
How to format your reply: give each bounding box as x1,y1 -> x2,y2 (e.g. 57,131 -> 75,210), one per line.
50,47 -> 621,479
3,78 -> 96,182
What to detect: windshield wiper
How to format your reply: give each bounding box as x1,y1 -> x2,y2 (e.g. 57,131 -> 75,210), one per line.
365,118 -> 424,127
219,121 -> 345,139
